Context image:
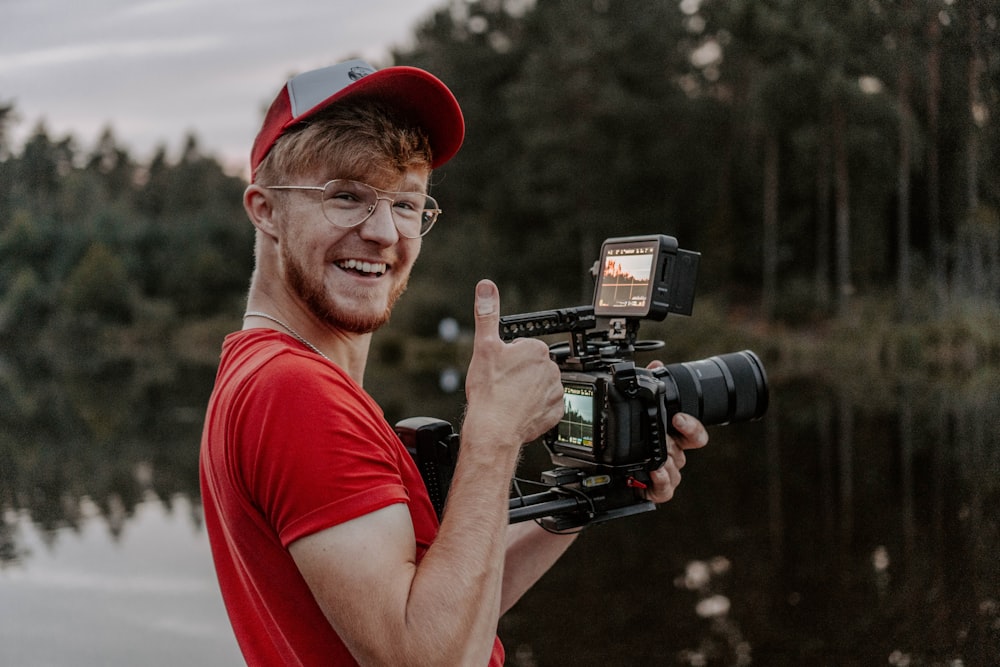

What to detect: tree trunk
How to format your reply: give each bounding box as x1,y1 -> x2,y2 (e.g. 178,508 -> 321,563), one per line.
832,100 -> 852,317
966,3 -> 982,214
762,130 -> 780,319
926,9 -> 945,304
896,2 -> 914,320
815,121 -> 832,310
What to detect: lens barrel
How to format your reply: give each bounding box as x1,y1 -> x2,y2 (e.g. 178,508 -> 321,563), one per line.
658,350 -> 768,426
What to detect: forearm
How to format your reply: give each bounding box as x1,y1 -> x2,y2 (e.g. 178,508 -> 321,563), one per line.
398,417 -> 522,665
330,279 -> 565,666
501,521 -> 578,614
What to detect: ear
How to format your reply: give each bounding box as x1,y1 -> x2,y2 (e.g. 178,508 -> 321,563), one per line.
244,184 -> 279,239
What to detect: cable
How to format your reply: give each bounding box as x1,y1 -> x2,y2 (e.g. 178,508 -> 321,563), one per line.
509,476 -> 594,534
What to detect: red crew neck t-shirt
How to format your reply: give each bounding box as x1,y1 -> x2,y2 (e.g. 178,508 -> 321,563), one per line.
200,329 -> 504,666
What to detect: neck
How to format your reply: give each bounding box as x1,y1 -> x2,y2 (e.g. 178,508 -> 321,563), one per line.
243,294 -> 372,385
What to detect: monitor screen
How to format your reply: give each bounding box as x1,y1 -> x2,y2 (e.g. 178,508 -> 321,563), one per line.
594,239 -> 658,317
556,383 -> 595,449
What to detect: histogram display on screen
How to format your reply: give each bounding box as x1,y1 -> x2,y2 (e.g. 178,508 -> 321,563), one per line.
595,242 -> 656,313
557,384 -> 594,449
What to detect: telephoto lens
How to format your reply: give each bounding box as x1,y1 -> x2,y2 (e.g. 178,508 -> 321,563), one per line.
655,350 -> 769,426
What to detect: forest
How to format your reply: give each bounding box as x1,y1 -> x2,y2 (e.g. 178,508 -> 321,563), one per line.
3,5 -> 998,663
1,0 -> 998,377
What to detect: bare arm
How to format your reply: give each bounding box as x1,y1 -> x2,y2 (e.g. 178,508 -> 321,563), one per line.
500,521 -> 577,614
498,408 -> 709,613
289,280 -> 564,667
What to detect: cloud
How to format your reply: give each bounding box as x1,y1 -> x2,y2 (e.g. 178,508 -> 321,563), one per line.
0,37 -> 222,74
1,0 -> 444,173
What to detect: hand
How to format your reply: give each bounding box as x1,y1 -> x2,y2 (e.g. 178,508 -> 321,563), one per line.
641,358 -> 710,504
464,280 -> 564,446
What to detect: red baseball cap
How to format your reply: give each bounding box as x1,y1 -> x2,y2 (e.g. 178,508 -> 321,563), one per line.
250,59 -> 465,180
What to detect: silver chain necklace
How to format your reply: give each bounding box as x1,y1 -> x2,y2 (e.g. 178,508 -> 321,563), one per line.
243,311 -> 331,362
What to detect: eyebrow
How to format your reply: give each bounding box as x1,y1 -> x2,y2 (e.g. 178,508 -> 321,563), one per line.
333,175 -> 431,194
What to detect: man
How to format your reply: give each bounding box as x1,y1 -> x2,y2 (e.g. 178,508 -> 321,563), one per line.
199,59 -> 708,666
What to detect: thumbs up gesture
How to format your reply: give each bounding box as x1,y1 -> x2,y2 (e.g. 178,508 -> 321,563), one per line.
464,280 -> 564,448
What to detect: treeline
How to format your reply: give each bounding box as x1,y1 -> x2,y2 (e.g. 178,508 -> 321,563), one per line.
0,122 -> 251,367
396,0 -> 1000,323
1,0 -> 999,366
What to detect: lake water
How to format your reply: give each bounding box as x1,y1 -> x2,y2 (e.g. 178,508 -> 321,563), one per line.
1,351 -> 998,666
1,495 -> 241,666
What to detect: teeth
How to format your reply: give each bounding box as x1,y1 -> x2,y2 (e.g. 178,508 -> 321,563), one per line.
338,259 -> 387,275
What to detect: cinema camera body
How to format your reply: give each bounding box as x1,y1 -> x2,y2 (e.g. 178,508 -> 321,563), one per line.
396,235 -> 768,531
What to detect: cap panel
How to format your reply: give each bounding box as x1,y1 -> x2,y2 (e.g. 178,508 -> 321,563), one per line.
250,60 -> 464,180
286,60 -> 375,117
250,88 -> 293,176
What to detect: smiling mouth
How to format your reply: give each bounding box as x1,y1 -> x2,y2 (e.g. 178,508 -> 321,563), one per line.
336,259 -> 387,277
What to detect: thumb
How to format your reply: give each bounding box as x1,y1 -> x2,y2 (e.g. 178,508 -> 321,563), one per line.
473,279 -> 500,342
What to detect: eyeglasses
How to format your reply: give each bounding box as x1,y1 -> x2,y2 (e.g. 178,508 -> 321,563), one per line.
266,179 -> 441,238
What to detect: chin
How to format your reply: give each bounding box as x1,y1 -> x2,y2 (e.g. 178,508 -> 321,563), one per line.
326,308 -> 393,334
285,249 -> 410,334
316,286 -> 406,334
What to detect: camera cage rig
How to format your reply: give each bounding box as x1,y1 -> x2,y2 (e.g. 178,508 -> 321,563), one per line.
496,235 -> 702,530
499,234 -> 700,368
402,235 -> 768,531
398,235 -> 722,531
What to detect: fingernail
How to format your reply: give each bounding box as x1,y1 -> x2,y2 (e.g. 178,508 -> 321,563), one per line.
674,413 -> 689,428
476,282 -> 496,315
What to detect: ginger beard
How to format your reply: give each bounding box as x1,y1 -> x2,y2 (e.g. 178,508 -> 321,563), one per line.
282,237 -> 413,335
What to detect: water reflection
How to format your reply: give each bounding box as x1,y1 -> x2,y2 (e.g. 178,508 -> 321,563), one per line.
1,354 -> 211,563
497,369 -> 1000,666
1,346 -> 998,665
1,493 -> 240,666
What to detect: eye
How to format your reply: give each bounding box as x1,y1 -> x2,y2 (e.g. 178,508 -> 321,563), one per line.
325,183 -> 368,206
327,189 -> 359,202
392,194 -> 424,213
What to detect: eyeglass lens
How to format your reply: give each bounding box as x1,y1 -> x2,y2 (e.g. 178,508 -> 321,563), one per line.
321,180 -> 438,238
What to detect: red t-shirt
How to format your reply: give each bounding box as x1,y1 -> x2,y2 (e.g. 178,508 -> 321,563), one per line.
199,330 -> 504,666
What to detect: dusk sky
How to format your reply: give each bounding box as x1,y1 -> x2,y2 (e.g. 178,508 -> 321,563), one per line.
2,0 -> 453,176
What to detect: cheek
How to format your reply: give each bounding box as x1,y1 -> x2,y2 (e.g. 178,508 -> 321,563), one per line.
290,224 -> 348,261
400,238 -> 422,269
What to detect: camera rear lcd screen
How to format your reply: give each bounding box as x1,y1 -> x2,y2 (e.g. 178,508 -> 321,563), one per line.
595,240 -> 658,317
558,383 -> 595,449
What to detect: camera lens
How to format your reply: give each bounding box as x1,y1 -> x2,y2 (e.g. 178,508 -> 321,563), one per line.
658,350 -> 768,426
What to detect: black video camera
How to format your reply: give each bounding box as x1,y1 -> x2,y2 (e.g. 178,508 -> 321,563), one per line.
502,235 -> 768,529
397,235 -> 768,530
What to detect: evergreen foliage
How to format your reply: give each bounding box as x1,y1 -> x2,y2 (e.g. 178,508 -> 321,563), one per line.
0,122 -> 251,362
1,0 -> 997,356
395,0 -> 1000,323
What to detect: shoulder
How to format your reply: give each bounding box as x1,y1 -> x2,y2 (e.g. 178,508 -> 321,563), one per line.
210,329 -> 384,439
221,329 -> 361,396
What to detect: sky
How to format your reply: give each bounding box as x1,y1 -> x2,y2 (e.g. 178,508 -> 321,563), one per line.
1,0 -> 452,176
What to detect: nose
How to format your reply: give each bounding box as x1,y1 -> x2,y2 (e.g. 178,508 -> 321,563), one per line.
358,197 -> 400,245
